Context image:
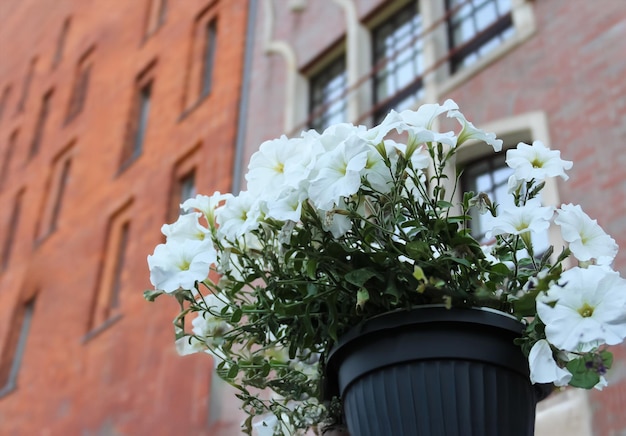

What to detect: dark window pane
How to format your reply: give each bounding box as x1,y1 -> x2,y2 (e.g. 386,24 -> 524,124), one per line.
133,83 -> 152,157
109,221 -> 130,310
53,18 -> 71,68
309,55 -> 348,132
16,58 -> 36,114
372,2 -> 424,123
1,190 -> 24,270
0,299 -> 35,394
66,63 -> 92,122
447,0 -> 513,73
49,158 -> 72,232
0,129 -> 18,191
30,90 -> 53,158
201,20 -> 217,97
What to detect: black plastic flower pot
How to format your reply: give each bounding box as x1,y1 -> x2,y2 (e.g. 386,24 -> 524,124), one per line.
324,306 -> 550,436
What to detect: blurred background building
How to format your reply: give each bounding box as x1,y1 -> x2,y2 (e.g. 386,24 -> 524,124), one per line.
1,0 -> 625,435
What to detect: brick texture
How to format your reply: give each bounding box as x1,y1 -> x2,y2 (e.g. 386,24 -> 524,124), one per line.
0,0 -> 248,434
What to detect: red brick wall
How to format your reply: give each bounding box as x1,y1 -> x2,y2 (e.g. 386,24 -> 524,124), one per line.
0,1 -> 248,434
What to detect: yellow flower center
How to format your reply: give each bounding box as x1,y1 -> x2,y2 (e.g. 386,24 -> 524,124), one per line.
578,302 -> 595,318
274,162 -> 284,173
179,260 -> 191,271
530,158 -> 544,168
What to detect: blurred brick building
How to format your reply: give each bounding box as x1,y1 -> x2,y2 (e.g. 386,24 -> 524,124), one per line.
1,0 -> 626,435
0,0 -> 249,434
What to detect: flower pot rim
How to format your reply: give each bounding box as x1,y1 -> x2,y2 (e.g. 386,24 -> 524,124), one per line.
323,305 -> 538,401
330,305 -> 523,357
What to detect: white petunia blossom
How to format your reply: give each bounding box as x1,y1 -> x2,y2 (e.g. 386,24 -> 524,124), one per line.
320,199 -> 353,239
246,135 -> 304,200
266,189 -> 306,222
528,339 -> 572,386
252,414 -> 279,436
489,198 -> 554,237
181,192 -> 232,226
309,136 -> 369,209
537,266 -> 626,351
148,239 -> 216,293
161,212 -> 210,242
397,99 -> 459,130
447,109 -> 503,152
506,141 -> 573,182
361,145 -> 394,193
216,191 -> 263,241
555,204 -> 618,265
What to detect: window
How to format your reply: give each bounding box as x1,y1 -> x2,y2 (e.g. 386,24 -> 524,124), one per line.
0,85 -> 11,122
1,189 -> 25,271
446,0 -> 513,73
177,170 -> 196,216
89,201 -> 133,330
52,17 -> 71,69
0,129 -> 18,191
65,48 -> 94,123
29,89 -> 54,159
183,5 -> 218,112
35,144 -> 74,240
144,0 -> 167,37
372,2 -> 425,122
168,145 -> 200,221
461,153 -> 511,243
16,58 -> 37,114
309,54 -> 348,132
460,151 -> 549,254
200,20 -> 217,98
120,64 -> 155,169
0,298 -> 36,396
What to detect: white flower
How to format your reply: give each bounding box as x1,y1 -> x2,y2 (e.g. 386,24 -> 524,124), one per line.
309,136 -> 369,209
147,239 -> 216,292
506,141 -> 573,182
321,200 -> 353,238
175,335 -> 205,356
216,191 -> 263,240
181,192 -> 232,226
528,340 -> 572,386
397,99 -> 459,130
537,266 -> 626,351
555,204 -> 618,265
266,189 -> 306,222
361,145 -> 394,193
388,141 -> 430,170
161,212 -> 210,242
246,135 -> 305,200
594,376 -> 608,391
489,198 -> 553,237
252,414 -> 279,436
447,109 -> 503,152
192,309 -> 229,342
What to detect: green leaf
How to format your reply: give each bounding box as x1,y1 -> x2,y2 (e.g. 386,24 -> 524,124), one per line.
413,266 -> 426,281
345,268 -> 380,287
566,358 -> 600,389
600,351 -> 613,369
512,290 -> 540,317
306,259 -> 318,279
227,363 -> 239,380
230,308 -> 243,323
